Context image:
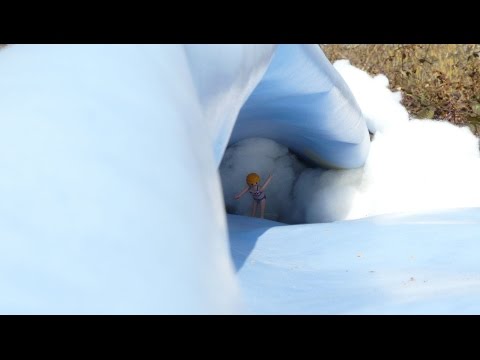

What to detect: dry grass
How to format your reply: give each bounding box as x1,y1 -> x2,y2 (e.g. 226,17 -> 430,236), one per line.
320,44 -> 480,136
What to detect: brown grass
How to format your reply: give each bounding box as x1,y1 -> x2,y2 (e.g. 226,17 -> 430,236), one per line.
320,44 -> 480,136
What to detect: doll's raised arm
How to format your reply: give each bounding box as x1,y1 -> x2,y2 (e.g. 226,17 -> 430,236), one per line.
235,186 -> 249,200
260,174 -> 273,191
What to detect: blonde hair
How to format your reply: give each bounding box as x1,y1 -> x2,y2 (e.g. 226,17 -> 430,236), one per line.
246,173 -> 260,186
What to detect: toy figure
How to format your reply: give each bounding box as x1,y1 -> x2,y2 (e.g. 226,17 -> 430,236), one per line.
234,172 -> 273,219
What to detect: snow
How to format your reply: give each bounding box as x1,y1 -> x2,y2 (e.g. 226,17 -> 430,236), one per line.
231,45 -> 370,169
229,208 -> 480,314
0,44 -> 256,313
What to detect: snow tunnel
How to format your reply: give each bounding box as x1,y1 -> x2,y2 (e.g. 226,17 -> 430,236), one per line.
215,45 -> 370,223
0,44 -> 370,314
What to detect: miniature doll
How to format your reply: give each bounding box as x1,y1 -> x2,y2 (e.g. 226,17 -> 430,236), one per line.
234,172 -> 273,219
